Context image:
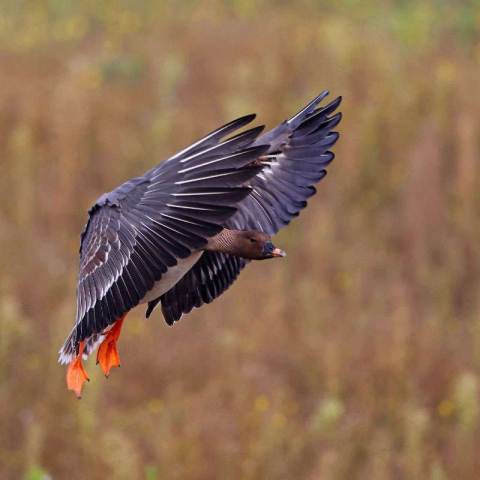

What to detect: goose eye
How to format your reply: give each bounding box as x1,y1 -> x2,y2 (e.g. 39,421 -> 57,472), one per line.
250,237 -> 256,243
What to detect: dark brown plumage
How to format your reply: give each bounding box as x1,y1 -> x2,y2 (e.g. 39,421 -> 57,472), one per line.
60,90 -> 342,397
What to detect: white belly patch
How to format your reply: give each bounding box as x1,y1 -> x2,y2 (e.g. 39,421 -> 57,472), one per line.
140,251 -> 203,304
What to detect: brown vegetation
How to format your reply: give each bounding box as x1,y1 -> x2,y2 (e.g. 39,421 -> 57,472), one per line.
1,1 -> 480,479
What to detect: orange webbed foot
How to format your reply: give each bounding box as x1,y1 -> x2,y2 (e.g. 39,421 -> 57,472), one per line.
66,341 -> 89,399
96,336 -> 121,377
96,315 -> 126,378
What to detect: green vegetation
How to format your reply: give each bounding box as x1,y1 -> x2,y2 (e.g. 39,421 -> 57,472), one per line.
1,1 -> 480,478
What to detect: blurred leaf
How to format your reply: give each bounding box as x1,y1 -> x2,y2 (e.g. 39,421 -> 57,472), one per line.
23,467 -> 52,480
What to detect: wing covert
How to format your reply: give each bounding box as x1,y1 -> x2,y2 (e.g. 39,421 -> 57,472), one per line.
152,91 -> 342,325
61,115 -> 269,360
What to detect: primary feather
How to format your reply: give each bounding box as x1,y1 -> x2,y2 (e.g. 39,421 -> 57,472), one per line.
59,90 -> 342,362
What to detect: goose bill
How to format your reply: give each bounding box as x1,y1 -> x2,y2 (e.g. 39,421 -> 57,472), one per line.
262,241 -> 286,258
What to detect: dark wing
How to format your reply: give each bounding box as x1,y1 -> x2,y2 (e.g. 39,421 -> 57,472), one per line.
59,115 -> 269,361
158,91 -> 342,324
230,90 -> 342,234
149,251 -> 249,325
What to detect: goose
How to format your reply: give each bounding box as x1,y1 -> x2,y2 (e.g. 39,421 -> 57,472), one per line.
59,90 -> 342,398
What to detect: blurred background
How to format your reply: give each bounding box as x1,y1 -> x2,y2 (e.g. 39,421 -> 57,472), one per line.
1,0 -> 480,478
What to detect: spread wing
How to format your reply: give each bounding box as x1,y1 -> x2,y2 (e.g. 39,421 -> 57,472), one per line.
59,115 -> 270,362
232,91 -> 342,234
149,252 -> 249,326
157,91 -> 342,324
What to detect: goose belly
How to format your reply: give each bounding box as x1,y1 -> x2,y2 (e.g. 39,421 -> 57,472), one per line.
140,251 -> 203,304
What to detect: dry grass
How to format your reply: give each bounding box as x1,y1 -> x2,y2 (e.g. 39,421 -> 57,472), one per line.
1,1 -> 480,479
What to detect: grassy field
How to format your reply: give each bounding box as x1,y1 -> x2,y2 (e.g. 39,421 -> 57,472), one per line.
1,1 -> 480,479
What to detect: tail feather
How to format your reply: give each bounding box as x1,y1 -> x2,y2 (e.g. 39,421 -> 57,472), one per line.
58,329 -> 105,364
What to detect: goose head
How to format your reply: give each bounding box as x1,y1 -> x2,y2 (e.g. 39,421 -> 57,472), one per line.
230,230 -> 286,260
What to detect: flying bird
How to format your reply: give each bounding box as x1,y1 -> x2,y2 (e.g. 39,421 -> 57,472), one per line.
59,90 -> 342,397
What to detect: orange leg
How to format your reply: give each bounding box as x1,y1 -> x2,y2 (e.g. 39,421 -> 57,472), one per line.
96,313 -> 127,378
67,341 -> 89,399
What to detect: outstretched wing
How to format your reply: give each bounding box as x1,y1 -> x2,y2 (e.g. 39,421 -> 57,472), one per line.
60,115 -> 269,362
151,251 -> 249,326
231,90 -> 342,234
157,91 -> 342,324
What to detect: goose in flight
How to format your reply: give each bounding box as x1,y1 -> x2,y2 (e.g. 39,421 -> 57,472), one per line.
59,90 -> 342,398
